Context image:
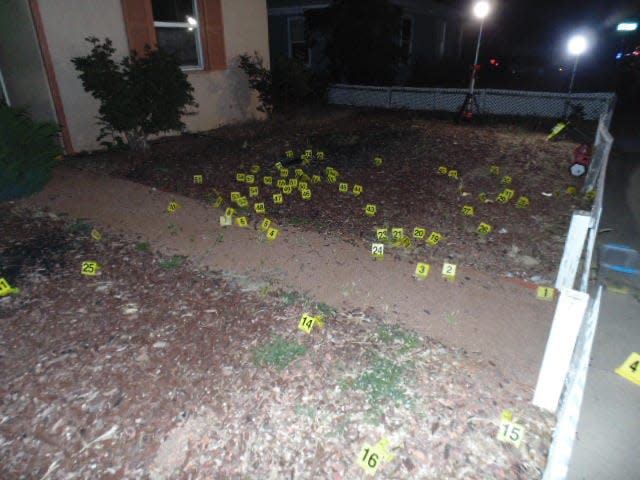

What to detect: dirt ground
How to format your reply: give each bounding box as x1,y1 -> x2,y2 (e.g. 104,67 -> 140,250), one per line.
1,108 -> 586,478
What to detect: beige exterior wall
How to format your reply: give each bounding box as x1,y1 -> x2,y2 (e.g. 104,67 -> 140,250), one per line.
0,0 -> 56,123
37,0 -> 269,152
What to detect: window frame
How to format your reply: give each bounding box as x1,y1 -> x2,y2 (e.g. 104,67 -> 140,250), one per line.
287,15 -> 310,66
152,0 -> 205,70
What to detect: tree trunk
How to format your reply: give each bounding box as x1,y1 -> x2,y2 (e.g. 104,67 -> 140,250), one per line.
125,130 -> 149,152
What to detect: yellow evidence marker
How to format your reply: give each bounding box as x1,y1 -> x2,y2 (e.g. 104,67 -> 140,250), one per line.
497,191 -> 510,204
236,172 -> 245,182
327,173 -> 337,184
374,156 -> 383,166
266,227 -> 279,241
91,229 -> 102,241
316,151 -> 325,160
442,263 -> 457,280
516,196 -> 530,208
81,261 -> 100,276
497,412 -> 526,448
167,201 -> 180,213
584,190 -> 597,201
211,196 -> 224,208
277,179 -> 287,189
230,191 -> 241,202
547,121 -> 568,140
289,178 -> 298,188
415,262 -> 430,279
391,227 -> 404,243
251,164 -> 261,174
254,202 -> 266,214
282,185 -> 293,195
501,175 -> 512,185
225,207 -> 236,217
357,439 -> 394,476
279,168 -> 289,178
273,193 -> 284,204
477,222 -> 493,235
235,216 -> 248,227
260,218 -> 271,232
301,189 -> 312,201
376,228 -> 388,242
220,215 -> 232,227
0,277 -> 19,296
193,174 -> 203,184
489,165 -> 500,175
566,186 -> 577,195
413,227 -> 426,240
615,352 -> 640,386
263,176 -> 273,186
285,150 -> 294,159
353,184 -> 363,196
311,174 -> 322,184
536,286 -> 556,301
249,186 -> 259,198
427,232 -> 442,246
298,313 -> 316,334
400,235 -> 413,249
371,243 -> 384,259
503,188 -> 515,200
365,204 -> 377,217
437,166 -> 448,175
461,205 -> 474,216
448,169 -> 459,180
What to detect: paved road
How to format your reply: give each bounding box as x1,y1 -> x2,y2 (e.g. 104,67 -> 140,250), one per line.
566,109 -> 640,479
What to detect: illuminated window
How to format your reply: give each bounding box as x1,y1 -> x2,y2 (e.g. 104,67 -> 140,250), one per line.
152,0 -> 204,69
288,17 -> 309,65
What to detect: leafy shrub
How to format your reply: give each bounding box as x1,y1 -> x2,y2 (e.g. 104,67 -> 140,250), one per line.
71,37 -> 197,151
239,52 -> 324,113
0,103 -> 61,202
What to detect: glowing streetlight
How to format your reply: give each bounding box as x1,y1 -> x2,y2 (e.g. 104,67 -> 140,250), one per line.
564,34 -> 588,119
460,1 -> 491,121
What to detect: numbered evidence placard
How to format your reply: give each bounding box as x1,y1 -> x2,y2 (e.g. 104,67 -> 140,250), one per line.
536,286 -> 556,301
371,243 -> 384,259
357,439 -> 394,476
441,263 -> 457,281
81,261 -> 101,276
414,262 -> 430,279
615,352 -> 640,386
496,413 -> 525,448
0,277 -> 19,296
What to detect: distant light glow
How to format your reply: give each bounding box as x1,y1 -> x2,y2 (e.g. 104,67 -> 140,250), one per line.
186,16 -> 198,26
617,22 -> 638,32
473,1 -> 490,19
568,35 -> 587,56
616,52 -> 624,60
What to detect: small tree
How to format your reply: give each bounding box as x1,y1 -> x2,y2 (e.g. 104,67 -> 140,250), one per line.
72,37 -> 197,151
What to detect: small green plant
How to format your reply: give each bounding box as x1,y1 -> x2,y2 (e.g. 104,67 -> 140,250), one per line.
71,37 -> 197,151
376,324 -> 419,350
0,103 -> 61,202
159,255 -> 184,269
280,289 -> 303,307
251,335 -> 307,370
135,241 -> 151,252
315,302 -> 336,317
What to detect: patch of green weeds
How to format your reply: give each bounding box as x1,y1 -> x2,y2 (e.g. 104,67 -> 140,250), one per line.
288,216 -> 311,226
280,289 -> 303,307
315,302 -> 336,317
159,255 -> 184,270
376,324 -> 419,351
216,233 -> 224,243
251,335 -> 307,370
135,241 -> 151,252
67,220 -> 93,233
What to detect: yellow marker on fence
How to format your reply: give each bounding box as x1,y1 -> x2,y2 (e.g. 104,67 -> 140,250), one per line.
81,261 -> 100,276
415,262 -> 430,279
442,263 -> 457,280
263,176 -> 273,186
266,227 -> 279,241
353,184 -> 363,196
371,243 -> 384,259
413,227 -> 426,240
167,201 -> 180,213
91,229 -> 102,241
298,313 -> 315,334
427,232 -> 442,246
254,202 -> 265,214
193,174 -> 203,184
461,205 -> 475,216
477,222 -> 493,235
236,173 -> 245,182
365,204 -> 377,217
376,228 -> 388,242
615,352 -> 640,386
536,286 -> 556,301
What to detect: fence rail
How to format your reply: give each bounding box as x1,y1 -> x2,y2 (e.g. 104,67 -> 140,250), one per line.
328,84 -> 616,120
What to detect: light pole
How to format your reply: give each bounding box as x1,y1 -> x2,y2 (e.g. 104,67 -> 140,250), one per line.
459,1 -> 491,121
564,34 -> 587,120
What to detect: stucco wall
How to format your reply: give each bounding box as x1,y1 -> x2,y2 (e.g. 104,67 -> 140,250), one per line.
37,0 -> 268,152
0,0 -> 56,122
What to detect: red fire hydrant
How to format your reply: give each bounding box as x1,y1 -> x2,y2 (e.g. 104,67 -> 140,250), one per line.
570,144 -> 592,176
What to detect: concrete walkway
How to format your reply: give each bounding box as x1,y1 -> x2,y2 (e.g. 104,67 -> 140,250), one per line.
566,109 -> 640,479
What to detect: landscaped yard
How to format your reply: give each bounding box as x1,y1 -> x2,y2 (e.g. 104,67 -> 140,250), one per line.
1,107 -> 588,478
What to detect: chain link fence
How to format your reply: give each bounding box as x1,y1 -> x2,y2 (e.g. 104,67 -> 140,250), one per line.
328,84 -> 616,121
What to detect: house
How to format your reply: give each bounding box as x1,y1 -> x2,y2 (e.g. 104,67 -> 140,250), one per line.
0,0 -> 270,153
267,0 -> 463,76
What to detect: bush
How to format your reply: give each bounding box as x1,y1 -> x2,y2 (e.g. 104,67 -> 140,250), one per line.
0,103 -> 61,202
71,37 -> 197,151
239,52 -> 324,113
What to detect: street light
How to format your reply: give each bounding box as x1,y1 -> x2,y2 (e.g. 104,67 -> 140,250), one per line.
459,1 -> 491,121
564,34 -> 587,119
